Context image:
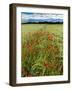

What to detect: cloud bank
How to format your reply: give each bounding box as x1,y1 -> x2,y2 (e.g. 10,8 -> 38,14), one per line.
21,12 -> 63,23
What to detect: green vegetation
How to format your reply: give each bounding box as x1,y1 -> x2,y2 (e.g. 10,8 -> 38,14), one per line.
21,24 -> 63,77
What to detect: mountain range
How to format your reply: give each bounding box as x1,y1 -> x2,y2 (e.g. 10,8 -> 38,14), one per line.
21,18 -> 63,24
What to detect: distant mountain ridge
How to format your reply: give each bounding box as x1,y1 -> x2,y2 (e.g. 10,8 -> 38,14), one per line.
22,18 -> 63,24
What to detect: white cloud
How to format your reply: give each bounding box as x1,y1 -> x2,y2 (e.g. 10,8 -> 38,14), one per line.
21,13 -> 63,20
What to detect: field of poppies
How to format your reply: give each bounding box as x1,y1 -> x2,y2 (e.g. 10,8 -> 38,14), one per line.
21,24 -> 63,77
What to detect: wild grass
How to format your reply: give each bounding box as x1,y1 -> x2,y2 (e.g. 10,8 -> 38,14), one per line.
21,24 -> 63,77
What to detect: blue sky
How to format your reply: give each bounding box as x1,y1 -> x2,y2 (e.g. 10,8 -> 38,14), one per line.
21,12 -> 63,23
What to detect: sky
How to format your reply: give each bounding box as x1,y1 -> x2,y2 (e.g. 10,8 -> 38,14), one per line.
21,12 -> 63,23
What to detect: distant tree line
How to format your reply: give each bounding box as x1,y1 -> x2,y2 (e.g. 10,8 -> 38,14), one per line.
22,22 -> 63,24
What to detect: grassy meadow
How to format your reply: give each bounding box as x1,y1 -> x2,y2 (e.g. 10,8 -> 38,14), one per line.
21,24 -> 63,77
